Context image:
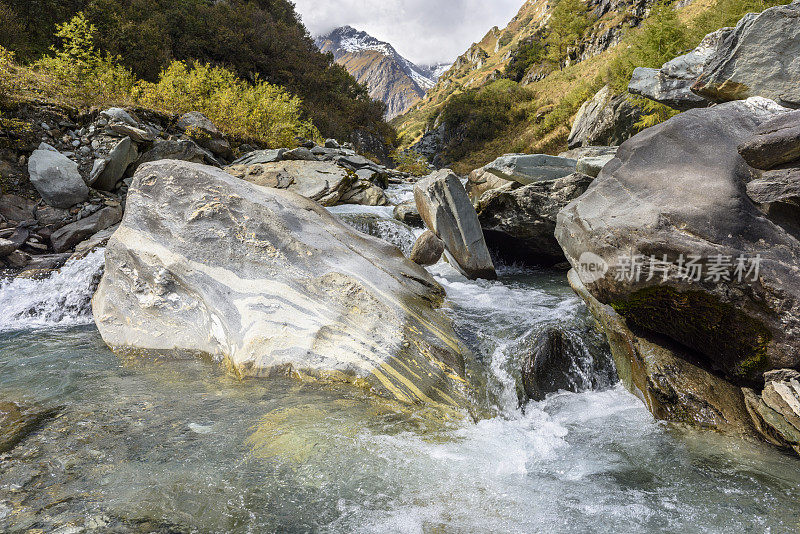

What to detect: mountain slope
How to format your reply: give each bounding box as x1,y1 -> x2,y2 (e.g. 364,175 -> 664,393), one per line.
317,26 -> 445,119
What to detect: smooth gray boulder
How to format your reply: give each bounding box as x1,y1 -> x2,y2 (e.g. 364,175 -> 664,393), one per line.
738,110 -> 800,170
628,29 -> 727,110
692,2 -> 800,108
568,85 -> 643,149
92,137 -> 138,191
27,144 -> 89,208
556,97 -> 800,382
225,160 -> 356,207
92,160 -> 469,408
51,205 -> 123,252
575,151 -> 616,178
414,170 -> 497,280
478,173 -> 593,266
481,154 -> 577,186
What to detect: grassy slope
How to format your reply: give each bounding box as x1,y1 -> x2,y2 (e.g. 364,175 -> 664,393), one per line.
394,0 -> 786,175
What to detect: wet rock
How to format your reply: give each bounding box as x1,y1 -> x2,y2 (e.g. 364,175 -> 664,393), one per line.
0,228 -> 29,257
628,29 -> 727,110
339,181 -> 388,206
692,2 -> 800,108
481,154 -> 577,186
478,173 -> 593,266
93,161 -> 470,407
336,213 -> 418,255
409,231 -> 445,266
226,161 -> 356,207
556,98 -> 800,382
521,327 -> 613,401
4,250 -> 31,268
568,270 -> 759,436
51,205 -> 123,253
393,201 -> 423,227
0,402 -> 58,454
568,85 -> 643,149
27,144 -> 89,208
738,110 -> 800,170
92,137 -> 138,191
71,224 -> 119,260
414,170 -> 496,280
743,387 -> 800,454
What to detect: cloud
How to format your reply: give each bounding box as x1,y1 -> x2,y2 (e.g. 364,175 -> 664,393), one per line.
293,0 -> 524,65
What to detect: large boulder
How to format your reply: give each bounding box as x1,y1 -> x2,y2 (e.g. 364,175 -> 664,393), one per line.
414,170 -> 496,280
628,29 -> 727,111
691,2 -> 800,108
225,160 -> 356,207
568,85 -> 643,149
338,180 -> 388,206
556,98 -> 800,383
477,173 -> 593,266
27,144 -> 89,208
92,161 -> 469,407
481,154 -> 577,186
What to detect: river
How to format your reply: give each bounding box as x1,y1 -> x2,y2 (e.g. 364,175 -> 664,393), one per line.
0,186 -> 798,533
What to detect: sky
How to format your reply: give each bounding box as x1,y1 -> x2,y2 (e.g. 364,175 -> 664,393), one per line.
292,0 -> 524,66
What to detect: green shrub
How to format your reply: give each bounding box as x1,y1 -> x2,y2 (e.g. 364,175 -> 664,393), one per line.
545,0 -> 592,69
34,13 -> 135,105
136,61 -> 319,147
505,38 -> 547,82
392,150 -> 432,177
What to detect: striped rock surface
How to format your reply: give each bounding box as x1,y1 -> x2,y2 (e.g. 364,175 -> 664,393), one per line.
92,160 -> 469,408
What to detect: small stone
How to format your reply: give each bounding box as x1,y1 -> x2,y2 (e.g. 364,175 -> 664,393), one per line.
409,231 -> 445,266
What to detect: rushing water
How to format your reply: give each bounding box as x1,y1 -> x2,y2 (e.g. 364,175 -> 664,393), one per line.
1,188 -> 799,533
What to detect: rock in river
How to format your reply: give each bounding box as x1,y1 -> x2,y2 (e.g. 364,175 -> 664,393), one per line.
414,170 -> 496,280
556,98 -> 800,383
92,160 -> 469,408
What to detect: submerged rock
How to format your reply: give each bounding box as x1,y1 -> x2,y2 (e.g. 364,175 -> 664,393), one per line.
0,402 -> 58,454
93,161 -> 469,407
557,98 -> 800,383
414,170 -> 496,280
520,326 -> 615,402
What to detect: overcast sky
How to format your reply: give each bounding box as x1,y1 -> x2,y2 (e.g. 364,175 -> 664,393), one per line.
293,0 -> 524,66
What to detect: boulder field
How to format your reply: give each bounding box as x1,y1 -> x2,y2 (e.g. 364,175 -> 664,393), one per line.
92,160 -> 470,409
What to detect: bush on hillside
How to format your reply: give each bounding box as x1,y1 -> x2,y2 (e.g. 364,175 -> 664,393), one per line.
137,61 -> 319,147
505,38 -> 547,82
391,150 -> 432,176
545,0 -> 592,69
0,0 -> 391,141
34,13 -> 136,105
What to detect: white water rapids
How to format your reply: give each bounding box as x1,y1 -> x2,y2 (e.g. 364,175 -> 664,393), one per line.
0,187 -> 799,532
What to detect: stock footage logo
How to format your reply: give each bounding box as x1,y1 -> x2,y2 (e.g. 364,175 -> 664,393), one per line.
576,252 -> 609,283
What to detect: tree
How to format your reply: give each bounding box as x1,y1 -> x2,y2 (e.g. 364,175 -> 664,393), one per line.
545,0 -> 592,69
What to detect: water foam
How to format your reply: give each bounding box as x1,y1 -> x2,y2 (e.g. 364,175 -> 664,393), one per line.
0,249 -> 105,332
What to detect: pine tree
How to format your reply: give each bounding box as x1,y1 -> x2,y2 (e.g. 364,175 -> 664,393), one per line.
545,0 -> 592,70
